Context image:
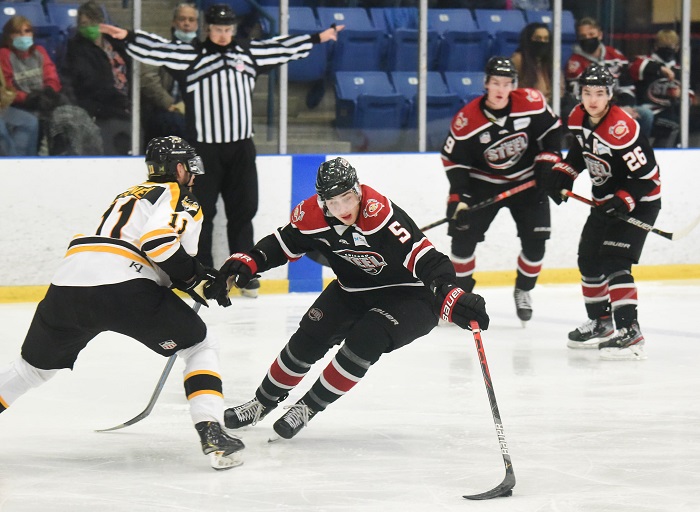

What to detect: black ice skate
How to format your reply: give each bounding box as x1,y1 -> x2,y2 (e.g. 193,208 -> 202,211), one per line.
195,421 -> 245,470
598,322 -> 646,361
513,288 -> 532,324
241,278 -> 260,298
224,396 -> 278,429
272,400 -> 318,440
567,316 -> 614,349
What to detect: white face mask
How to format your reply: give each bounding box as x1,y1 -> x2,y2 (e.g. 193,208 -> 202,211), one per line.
174,29 -> 197,43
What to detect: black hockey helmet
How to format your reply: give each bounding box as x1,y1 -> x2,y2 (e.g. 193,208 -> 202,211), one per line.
315,157 -> 361,202
145,136 -> 204,182
578,64 -> 614,98
484,56 -> 518,87
205,4 -> 237,25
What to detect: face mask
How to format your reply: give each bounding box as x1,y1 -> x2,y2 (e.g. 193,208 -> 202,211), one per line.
656,47 -> 676,63
12,36 -> 33,52
531,41 -> 550,58
79,25 -> 101,42
578,37 -> 600,54
174,29 -> 197,43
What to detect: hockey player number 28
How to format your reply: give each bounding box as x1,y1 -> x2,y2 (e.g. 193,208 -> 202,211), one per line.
389,221 -> 411,243
622,146 -> 647,172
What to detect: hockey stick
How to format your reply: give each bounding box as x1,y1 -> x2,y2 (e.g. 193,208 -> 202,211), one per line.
420,179 -> 536,232
95,301 -> 202,432
562,189 -> 700,241
463,321 -> 515,500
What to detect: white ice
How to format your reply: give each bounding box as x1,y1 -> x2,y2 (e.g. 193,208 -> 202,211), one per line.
1,281 -> 699,512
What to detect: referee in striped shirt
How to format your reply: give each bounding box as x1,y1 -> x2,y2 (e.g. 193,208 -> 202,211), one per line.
100,5 -> 343,295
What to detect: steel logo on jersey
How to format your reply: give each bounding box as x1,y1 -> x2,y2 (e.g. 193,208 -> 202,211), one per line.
291,201 -> 305,224
363,199 -> 384,218
483,133 -> 529,169
609,120 -> 630,140
336,249 -> 387,275
583,152 -> 613,186
647,78 -> 677,107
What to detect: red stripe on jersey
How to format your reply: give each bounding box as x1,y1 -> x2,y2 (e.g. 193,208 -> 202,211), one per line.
406,238 -> 434,274
581,281 -> 609,300
322,359 -> 358,394
452,257 -> 475,276
517,254 -> 542,276
609,284 -> 638,305
269,358 -> 304,388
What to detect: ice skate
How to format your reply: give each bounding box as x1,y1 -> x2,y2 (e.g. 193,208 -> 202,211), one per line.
567,316 -> 614,349
599,322 -> 646,361
224,396 -> 277,429
195,421 -> 245,470
272,400 -> 318,440
240,278 -> 260,298
513,288 -> 532,326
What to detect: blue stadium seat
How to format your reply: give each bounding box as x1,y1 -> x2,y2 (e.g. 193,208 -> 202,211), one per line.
427,10 -> 488,72
46,3 -> 79,35
369,7 -> 439,71
444,71 -> 485,103
317,7 -> 383,71
287,7 -> 327,82
473,8 -> 526,57
334,71 -> 404,151
523,10 -> 576,36
0,2 -> 49,27
390,71 -> 463,150
427,9 -> 478,35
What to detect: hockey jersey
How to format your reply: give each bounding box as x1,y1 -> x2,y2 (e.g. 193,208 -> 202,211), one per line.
564,104 -> 661,205
440,88 -> 561,196
52,181 -> 203,287
629,53 -> 693,115
252,185 -> 455,293
565,45 -> 636,107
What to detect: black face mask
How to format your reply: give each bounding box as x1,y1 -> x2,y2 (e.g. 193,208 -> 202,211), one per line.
578,37 -> 600,54
531,41 -> 550,59
656,47 -> 676,63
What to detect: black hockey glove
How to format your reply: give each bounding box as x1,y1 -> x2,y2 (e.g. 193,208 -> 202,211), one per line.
596,192 -> 635,217
446,195 -> 472,235
540,161 -> 578,205
433,283 -> 489,330
533,151 -> 561,196
171,260 -> 220,307
204,252 -> 259,302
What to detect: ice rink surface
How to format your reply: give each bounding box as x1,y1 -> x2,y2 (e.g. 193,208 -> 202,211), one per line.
1,281 -> 699,512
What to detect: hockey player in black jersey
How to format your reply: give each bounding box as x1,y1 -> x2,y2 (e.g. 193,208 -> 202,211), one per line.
540,64 -> 661,361
0,136 -> 244,469
205,157 -> 490,439
440,56 -> 563,325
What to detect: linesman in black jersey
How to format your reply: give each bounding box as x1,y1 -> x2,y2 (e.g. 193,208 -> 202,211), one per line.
0,136 -> 243,470
440,57 -> 562,325
99,5 -> 344,296
204,157 -> 490,440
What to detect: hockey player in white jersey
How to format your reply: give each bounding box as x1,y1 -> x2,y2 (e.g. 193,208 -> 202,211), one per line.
0,136 -> 244,469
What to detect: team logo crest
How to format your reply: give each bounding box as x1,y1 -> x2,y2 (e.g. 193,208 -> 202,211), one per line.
363,199 -> 384,218
159,340 -> 178,350
479,131 -> 491,144
525,89 -> 541,102
291,201 -> 305,223
308,308 -> 323,321
181,197 -> 199,212
609,120 -> 629,140
336,249 -> 387,275
483,133 -> 529,169
583,152 -> 613,186
453,111 -> 468,131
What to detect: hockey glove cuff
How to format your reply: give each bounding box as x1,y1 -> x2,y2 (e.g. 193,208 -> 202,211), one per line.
543,162 -> 578,205
220,252 -> 259,290
433,283 -> 490,330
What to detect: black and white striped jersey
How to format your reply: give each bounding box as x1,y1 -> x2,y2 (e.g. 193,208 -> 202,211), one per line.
124,30 -> 316,143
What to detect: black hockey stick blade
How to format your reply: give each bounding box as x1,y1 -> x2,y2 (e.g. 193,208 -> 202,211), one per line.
463,321 -> 516,500
420,180 -> 536,232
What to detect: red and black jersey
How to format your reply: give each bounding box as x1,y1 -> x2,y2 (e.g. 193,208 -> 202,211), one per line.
440,87 -> 561,198
564,104 -> 661,205
252,185 -> 455,292
565,45 -> 636,107
629,53 -> 694,115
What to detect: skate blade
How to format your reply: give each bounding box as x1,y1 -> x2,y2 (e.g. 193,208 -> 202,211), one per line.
267,434 -> 282,443
209,451 -> 244,470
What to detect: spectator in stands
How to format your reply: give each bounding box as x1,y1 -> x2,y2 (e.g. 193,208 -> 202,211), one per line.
64,0 -> 131,155
629,29 -> 699,148
511,22 -> 564,107
0,15 -> 101,155
0,60 -> 38,156
141,3 -> 199,145
564,17 -> 653,138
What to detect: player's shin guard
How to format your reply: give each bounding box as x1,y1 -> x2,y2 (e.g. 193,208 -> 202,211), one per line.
451,254 -> 476,293
580,274 -> 611,320
607,269 -> 638,329
257,343 -> 312,408
179,336 -> 224,425
0,357 -> 58,412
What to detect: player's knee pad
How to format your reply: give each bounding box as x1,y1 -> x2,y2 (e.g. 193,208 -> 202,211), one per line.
578,254 -> 603,278
602,257 -> 633,279
287,329 -> 331,364
521,238 -> 546,261
450,236 -> 478,259
178,335 -> 220,363
344,320 -> 391,365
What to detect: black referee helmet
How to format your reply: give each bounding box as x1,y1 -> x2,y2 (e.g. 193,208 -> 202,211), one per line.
205,4 -> 237,25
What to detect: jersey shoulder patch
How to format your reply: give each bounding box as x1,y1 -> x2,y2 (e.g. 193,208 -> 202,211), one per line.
355,185 -> 393,234
510,88 -> 546,114
450,98 -> 489,139
290,195 -> 328,233
176,186 -> 203,219
567,104 -> 586,128
596,106 -> 639,148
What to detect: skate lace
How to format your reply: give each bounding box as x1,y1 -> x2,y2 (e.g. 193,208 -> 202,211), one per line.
281,402 -> 313,429
235,399 -> 265,425
514,289 -> 531,309
577,318 -> 598,335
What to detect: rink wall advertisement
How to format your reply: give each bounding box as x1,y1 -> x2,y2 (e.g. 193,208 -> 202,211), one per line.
2,149 -> 699,299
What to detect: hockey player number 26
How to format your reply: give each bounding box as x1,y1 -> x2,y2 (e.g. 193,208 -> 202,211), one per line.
389,221 -> 411,243
622,146 -> 647,172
